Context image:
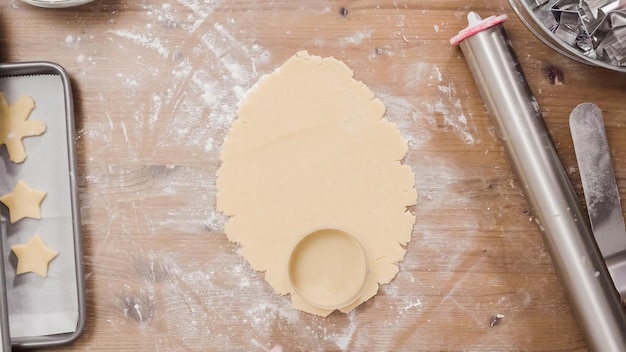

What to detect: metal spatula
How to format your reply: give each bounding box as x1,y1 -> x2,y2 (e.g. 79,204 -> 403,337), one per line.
570,102 -> 626,298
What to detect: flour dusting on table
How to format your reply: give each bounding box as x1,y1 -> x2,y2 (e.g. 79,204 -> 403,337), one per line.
60,0 -> 493,350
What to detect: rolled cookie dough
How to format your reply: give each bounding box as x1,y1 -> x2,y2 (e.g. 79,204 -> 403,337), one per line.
216,51 -> 417,316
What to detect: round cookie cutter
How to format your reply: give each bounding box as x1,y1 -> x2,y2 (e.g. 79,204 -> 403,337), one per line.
288,228 -> 369,310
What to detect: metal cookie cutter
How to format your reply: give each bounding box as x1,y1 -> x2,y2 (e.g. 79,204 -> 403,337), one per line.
550,0 -> 626,65
452,12 -> 626,351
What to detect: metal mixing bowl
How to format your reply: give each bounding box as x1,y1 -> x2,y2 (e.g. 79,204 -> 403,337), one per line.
509,0 -> 626,73
20,0 -> 93,8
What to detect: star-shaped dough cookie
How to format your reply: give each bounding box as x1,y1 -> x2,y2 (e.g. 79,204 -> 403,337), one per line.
0,93 -> 46,163
0,180 -> 47,223
11,234 -> 59,277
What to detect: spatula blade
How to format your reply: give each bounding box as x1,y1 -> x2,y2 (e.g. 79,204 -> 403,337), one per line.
570,102 -> 626,296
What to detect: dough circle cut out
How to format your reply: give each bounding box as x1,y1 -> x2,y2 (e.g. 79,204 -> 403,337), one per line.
288,229 -> 368,310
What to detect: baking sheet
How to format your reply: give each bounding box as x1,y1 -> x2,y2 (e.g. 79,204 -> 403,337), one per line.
0,74 -> 79,339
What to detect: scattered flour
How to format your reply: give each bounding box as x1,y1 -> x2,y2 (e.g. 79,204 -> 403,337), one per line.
109,30 -> 171,59
382,62 -> 477,145
400,298 -> 423,313
434,89 -> 475,144
340,29 -> 374,45
401,62 -> 477,144
66,0 -> 489,350
325,312 -> 357,350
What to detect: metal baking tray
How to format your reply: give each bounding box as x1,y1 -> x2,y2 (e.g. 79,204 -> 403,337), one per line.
0,62 -> 85,348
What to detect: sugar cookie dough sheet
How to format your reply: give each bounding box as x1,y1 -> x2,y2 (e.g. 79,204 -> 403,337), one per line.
217,51 -> 417,316
0,73 -> 80,339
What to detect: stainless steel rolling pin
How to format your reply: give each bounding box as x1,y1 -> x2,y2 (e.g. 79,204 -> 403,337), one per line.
451,12 -> 626,352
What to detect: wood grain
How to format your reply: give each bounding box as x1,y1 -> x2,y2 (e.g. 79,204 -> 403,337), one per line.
1,0 -> 625,350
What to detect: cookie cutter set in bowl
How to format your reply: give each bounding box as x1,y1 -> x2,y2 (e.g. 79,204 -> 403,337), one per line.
509,0 -> 626,72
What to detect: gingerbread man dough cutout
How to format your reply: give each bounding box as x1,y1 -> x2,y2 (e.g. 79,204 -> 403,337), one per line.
0,93 -> 46,163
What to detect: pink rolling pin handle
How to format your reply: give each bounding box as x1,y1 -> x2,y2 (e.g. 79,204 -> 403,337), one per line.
450,12 -> 508,46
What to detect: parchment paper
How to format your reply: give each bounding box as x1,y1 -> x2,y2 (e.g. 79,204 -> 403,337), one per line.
0,75 -> 79,338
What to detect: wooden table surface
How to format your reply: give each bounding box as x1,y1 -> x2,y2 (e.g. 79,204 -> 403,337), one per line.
2,0 -> 626,350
